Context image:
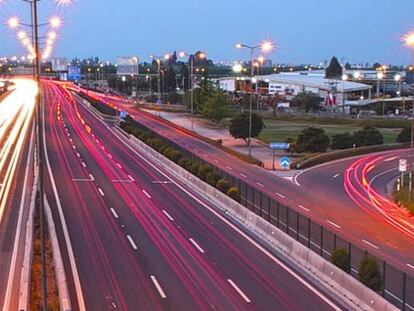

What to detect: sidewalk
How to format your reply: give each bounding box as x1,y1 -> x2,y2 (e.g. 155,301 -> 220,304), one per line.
145,110 -> 293,170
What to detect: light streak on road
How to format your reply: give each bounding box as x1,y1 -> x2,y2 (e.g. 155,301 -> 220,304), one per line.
0,79 -> 37,222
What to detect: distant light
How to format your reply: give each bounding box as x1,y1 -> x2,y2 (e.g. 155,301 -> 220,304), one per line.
235,43 -> 242,49
55,0 -> 73,6
394,74 -> 401,82
402,32 -> 414,48
178,51 -> 186,58
251,77 -> 257,83
48,31 -> 57,40
49,16 -> 62,28
260,40 -> 274,53
342,74 -> 348,81
353,71 -> 361,79
198,52 -> 206,59
232,64 -> 243,73
377,72 -> 384,79
18,31 -> 26,40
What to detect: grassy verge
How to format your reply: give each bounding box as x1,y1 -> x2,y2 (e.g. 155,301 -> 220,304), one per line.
78,92 -> 118,116
30,204 -> 59,310
394,175 -> 414,214
259,119 -> 400,145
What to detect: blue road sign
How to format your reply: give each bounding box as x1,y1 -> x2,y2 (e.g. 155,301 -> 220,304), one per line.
280,156 -> 291,169
67,65 -> 81,81
269,142 -> 290,150
119,110 -> 128,119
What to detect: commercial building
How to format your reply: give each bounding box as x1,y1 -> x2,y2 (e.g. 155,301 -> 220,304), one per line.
116,56 -> 139,76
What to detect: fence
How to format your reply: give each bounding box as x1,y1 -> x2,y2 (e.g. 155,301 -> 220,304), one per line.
130,119 -> 414,311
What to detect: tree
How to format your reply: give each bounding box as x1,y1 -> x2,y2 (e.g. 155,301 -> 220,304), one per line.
292,91 -> 322,112
396,126 -> 411,143
201,90 -> 229,123
293,127 -> 330,153
325,56 -> 343,79
163,64 -> 177,92
353,125 -> 383,147
331,249 -> 350,272
331,132 -> 357,150
229,112 -> 266,143
358,257 -> 382,291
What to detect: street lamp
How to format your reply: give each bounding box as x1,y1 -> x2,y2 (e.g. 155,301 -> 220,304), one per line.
178,51 -> 207,131
150,53 -> 170,105
235,40 -> 274,156
341,74 -> 348,114
376,71 -> 384,97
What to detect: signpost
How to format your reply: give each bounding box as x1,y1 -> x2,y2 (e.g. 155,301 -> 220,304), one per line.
399,159 -> 408,190
119,110 -> 128,120
280,156 -> 291,170
270,142 -> 290,170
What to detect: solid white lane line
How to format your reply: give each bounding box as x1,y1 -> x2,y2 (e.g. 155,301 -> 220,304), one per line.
240,173 -> 247,178
298,204 -> 310,212
150,276 -> 166,299
275,192 -> 286,199
142,189 -> 152,199
227,279 -> 251,303
89,174 -> 95,181
162,210 -> 174,222
126,235 -> 138,250
81,161 -> 87,168
407,263 -> 414,270
326,220 -> 341,229
128,175 -> 135,182
362,239 -> 379,250
98,188 -> 105,197
189,238 -> 205,253
256,182 -> 265,188
110,208 -> 119,219
332,173 -> 340,179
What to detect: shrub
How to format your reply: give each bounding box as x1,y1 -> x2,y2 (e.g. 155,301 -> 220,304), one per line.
292,127 -> 330,153
331,132 -> 357,150
331,248 -> 350,272
353,125 -> 383,147
227,187 -> 240,202
197,165 -> 213,181
138,132 -> 152,142
163,147 -> 182,163
206,172 -> 220,186
177,158 -> 191,169
396,126 -> 411,143
189,163 -> 200,175
216,179 -> 231,193
358,257 -> 382,291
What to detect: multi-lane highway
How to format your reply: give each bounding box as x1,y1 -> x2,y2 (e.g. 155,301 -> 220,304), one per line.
42,81 -> 346,310
0,80 -> 37,310
84,90 -> 414,279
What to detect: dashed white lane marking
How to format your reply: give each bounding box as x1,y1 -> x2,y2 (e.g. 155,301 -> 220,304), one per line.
89,174 -> 95,181
128,175 -> 135,182
116,163 -> 122,169
76,152 -> 81,158
150,276 -> 166,299
240,173 -> 247,178
189,238 -> 205,253
407,263 -> 414,270
256,182 -> 265,188
227,279 -> 251,303
326,220 -> 341,229
362,239 -> 379,250
108,153 -> 113,159
298,204 -> 310,212
162,210 -> 174,222
142,190 -> 152,199
81,161 -> 87,168
275,192 -> 286,199
126,235 -> 138,250
110,208 -> 119,219
332,173 -> 340,179
226,166 -> 233,170
98,188 -> 105,197
384,156 -> 397,162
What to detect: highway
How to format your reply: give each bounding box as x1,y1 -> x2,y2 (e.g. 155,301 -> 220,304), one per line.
86,90 -> 414,277
0,80 -> 37,310
42,81 -> 345,310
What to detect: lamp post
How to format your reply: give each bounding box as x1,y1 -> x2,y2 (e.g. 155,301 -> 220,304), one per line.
150,54 -> 169,105
341,74 -> 348,114
236,41 -> 273,156
178,51 -> 207,131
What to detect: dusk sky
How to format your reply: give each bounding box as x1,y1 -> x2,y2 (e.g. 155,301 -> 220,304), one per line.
1,0 -> 414,64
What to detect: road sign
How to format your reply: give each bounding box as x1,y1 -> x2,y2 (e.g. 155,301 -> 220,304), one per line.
119,110 -> 128,119
67,65 -> 81,81
399,159 -> 408,172
269,142 -> 290,150
280,156 -> 291,169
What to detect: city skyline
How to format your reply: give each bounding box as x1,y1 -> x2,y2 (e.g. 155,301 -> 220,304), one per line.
1,0 -> 414,64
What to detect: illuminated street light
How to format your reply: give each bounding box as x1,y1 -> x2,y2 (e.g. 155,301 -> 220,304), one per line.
55,0 -> 72,6
394,73 -> 401,82
178,50 -> 208,130
8,16 -> 20,29
342,74 -> 348,81
49,16 -> 62,28
18,30 -> 27,40
353,71 -> 361,79
402,32 -> 414,48
235,39 -> 275,156
232,63 -> 243,73
48,31 -> 57,40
